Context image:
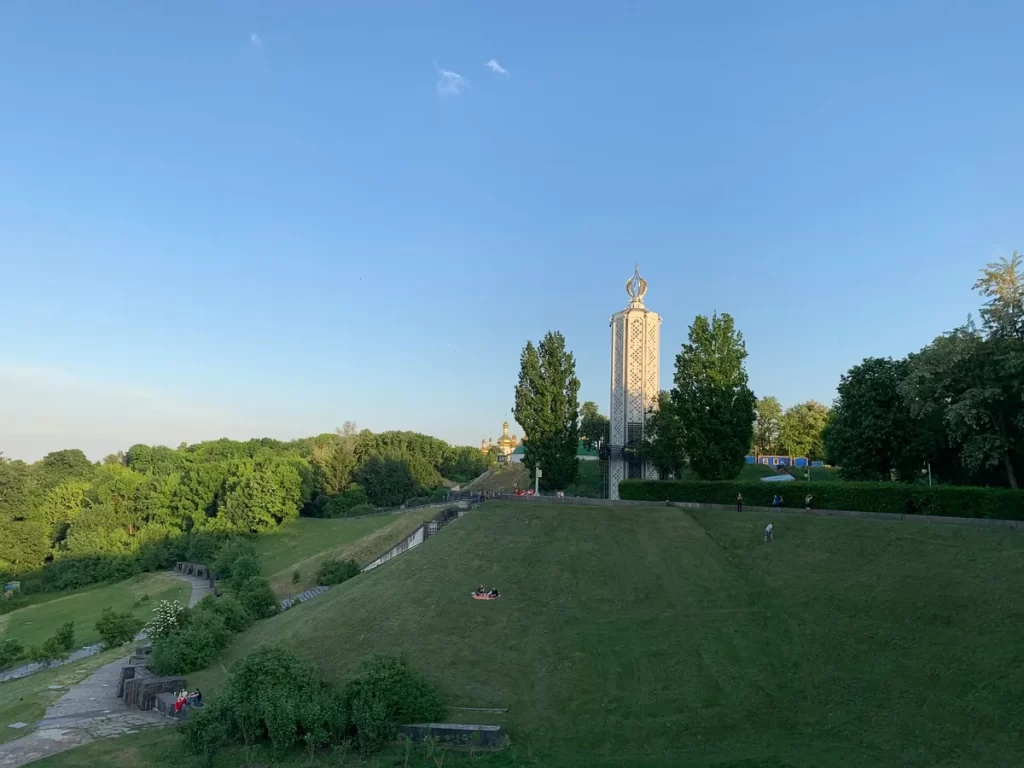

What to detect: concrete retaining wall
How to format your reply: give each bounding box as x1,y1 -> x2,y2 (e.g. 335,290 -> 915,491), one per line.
490,493 -> 1023,529
363,502 -> 472,572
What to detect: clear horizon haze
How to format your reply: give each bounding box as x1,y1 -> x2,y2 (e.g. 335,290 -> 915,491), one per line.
1,1 -> 1021,461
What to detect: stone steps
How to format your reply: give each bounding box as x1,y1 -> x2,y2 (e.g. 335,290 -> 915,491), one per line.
279,584 -> 329,611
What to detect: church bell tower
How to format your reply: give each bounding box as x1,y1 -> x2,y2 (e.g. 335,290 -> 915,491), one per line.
607,266 -> 661,499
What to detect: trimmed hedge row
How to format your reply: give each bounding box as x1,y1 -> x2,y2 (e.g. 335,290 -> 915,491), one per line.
618,480 -> 1024,520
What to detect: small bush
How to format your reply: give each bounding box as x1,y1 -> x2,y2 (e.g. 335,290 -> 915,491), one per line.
291,570 -> 301,584
618,479 -> 1024,520
316,558 -> 361,586
32,635 -> 69,663
235,576 -> 278,620
95,608 -> 144,648
54,621 -> 76,651
212,538 -> 258,581
150,609 -> 230,675
180,698 -> 229,764
227,555 -> 261,589
0,638 -> 25,668
195,594 -> 252,634
344,655 -> 446,752
346,503 -> 375,517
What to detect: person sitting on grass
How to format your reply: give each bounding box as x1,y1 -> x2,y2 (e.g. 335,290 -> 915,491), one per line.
188,689 -> 202,707
474,585 -> 485,596
174,690 -> 188,713
488,588 -> 500,598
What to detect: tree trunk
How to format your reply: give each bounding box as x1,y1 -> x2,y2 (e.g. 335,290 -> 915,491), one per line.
1003,452 -> 1019,489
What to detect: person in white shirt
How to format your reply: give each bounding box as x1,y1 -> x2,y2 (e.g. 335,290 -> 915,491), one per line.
764,523 -> 773,543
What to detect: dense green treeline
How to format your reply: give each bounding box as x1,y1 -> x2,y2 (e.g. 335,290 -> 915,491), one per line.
0,428 -> 493,581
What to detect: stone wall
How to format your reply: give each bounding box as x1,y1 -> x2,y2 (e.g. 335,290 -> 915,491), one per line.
362,502 -> 472,572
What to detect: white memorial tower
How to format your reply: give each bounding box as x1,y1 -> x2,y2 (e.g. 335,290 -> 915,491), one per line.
608,266 -> 661,499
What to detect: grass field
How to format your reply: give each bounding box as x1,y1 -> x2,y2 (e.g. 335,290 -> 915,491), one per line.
0,572 -> 188,651
260,509 -> 443,595
0,647 -> 127,743
31,501 -> 1024,767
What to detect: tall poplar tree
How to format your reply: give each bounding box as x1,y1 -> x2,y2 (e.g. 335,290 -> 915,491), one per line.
513,331 -> 581,491
671,313 -> 756,480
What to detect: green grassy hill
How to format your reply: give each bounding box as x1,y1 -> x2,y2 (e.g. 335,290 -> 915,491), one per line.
255,509 -> 440,595
0,572 -> 188,651
176,500 -> 1024,768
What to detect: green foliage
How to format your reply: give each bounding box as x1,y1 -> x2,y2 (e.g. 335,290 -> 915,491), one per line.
149,607 -> 231,675
346,503 -> 376,516
0,637 -> 25,668
199,594 -> 253,633
316,558 -> 361,586
235,576 -> 278,620
778,400 -> 830,461
212,539 -> 258,581
825,357 -> 924,481
291,569 -> 301,584
343,655 -> 447,752
639,391 -> 687,479
579,400 -> 610,451
95,607 -> 143,648
618,479 -> 1024,520
321,483 -> 369,518
752,396 -> 783,455
356,457 -> 417,507
182,645 -> 345,760
671,313 -> 756,480
513,331 -> 581,491
30,622 -> 76,662
227,555 -> 261,589
54,620 -> 75,651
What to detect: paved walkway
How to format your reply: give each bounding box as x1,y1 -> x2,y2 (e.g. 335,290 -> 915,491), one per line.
0,570 -> 209,767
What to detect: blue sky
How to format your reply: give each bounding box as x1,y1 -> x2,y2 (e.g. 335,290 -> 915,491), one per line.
1,1 -> 1021,460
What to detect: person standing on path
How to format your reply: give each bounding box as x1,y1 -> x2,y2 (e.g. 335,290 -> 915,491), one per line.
805,494 -> 813,509
736,493 -> 743,512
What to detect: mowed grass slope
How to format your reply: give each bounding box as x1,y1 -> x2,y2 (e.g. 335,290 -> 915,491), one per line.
192,501 -> 1024,767
255,508 -> 442,595
0,572 -> 188,650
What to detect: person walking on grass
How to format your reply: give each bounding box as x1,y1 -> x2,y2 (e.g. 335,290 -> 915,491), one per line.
736,493 -> 743,512
764,523 -> 773,543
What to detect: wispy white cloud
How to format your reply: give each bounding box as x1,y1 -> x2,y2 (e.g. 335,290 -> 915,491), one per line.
485,59 -> 508,76
434,60 -> 467,96
250,32 -> 263,50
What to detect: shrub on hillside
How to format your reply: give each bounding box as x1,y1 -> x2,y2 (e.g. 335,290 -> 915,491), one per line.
316,558 -> 361,586
95,608 -> 143,648
346,503 -> 375,516
0,638 -> 25,669
195,594 -> 252,633
403,495 -> 431,508
149,608 -> 231,675
181,645 -> 345,760
235,576 -> 278,620
212,539 -> 258,581
54,621 -> 76,651
618,479 -> 1024,520
343,655 -> 446,752
227,555 -> 261,589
